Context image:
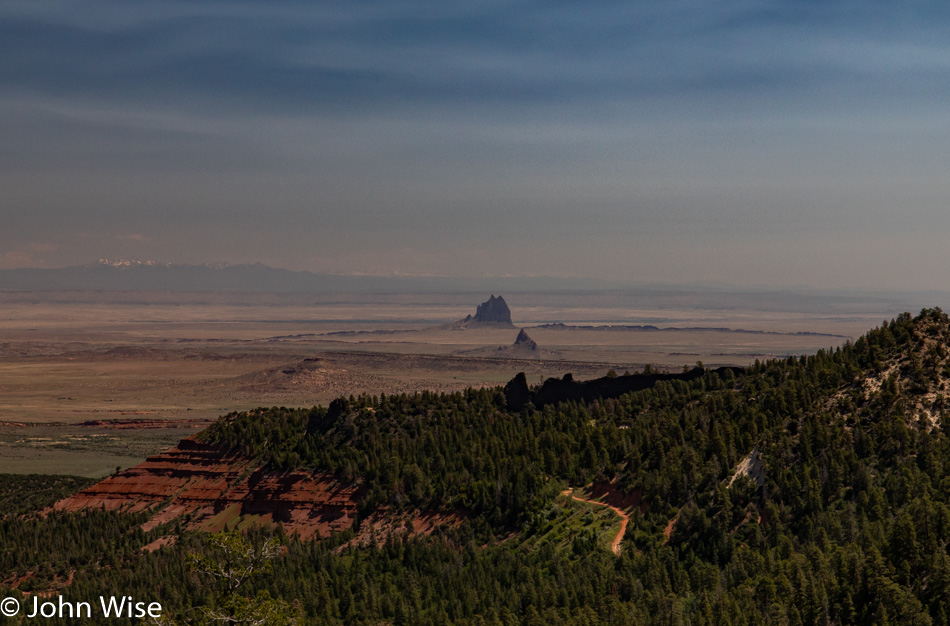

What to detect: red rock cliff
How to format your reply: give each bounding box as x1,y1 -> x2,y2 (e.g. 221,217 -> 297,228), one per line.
53,437 -> 363,539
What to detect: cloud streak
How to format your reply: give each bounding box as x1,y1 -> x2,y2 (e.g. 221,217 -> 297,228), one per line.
3,1 -> 950,288
6,1 -> 950,114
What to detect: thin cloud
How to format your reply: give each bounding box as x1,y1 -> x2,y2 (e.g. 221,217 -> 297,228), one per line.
5,1 -> 950,115
2,1 -> 950,288
116,233 -> 148,243
0,242 -> 59,269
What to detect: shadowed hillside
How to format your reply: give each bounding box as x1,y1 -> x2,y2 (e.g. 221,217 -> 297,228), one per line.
503,364 -> 745,410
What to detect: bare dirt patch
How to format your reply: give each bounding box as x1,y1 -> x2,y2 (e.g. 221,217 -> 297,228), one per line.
561,487 -> 631,555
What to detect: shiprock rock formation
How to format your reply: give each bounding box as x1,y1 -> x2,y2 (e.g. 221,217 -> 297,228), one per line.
453,294 -> 515,328
474,295 -> 513,325
513,328 -> 538,351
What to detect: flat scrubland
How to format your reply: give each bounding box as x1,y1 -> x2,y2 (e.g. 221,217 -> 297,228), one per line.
0,289 -> 896,476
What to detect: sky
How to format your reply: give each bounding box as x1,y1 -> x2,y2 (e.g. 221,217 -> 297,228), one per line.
3,0 -> 950,290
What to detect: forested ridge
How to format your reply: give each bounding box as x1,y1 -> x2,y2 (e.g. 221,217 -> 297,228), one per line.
5,309 -> 950,623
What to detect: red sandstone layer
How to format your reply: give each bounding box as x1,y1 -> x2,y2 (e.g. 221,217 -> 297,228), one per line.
53,437 -> 363,539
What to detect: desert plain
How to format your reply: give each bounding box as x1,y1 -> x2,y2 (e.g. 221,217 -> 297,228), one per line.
0,288 -> 913,476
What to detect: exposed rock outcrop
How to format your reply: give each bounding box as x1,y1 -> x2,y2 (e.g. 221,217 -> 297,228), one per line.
452,328 -> 548,360
453,295 -> 515,328
728,446 -> 765,488
513,329 -> 537,350
53,438 -> 363,539
503,372 -> 530,410
474,295 -> 512,325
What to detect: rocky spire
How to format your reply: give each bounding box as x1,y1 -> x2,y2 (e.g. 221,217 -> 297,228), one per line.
472,294 -> 513,326
513,328 -> 537,350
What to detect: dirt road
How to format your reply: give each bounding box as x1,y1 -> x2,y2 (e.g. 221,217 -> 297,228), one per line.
562,488 -> 630,555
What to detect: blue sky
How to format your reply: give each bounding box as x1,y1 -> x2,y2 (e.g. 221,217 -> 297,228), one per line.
3,0 -> 950,289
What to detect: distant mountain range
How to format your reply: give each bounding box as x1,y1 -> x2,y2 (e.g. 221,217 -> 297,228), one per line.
0,260 -> 947,318
0,259 -> 612,294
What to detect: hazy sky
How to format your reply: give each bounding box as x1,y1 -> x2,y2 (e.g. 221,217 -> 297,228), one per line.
3,1 -> 950,289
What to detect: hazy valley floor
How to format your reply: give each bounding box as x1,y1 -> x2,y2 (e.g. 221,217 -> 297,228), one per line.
0,289 -> 906,476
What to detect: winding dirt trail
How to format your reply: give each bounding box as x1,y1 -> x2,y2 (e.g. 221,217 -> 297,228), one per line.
561,488 -> 630,555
